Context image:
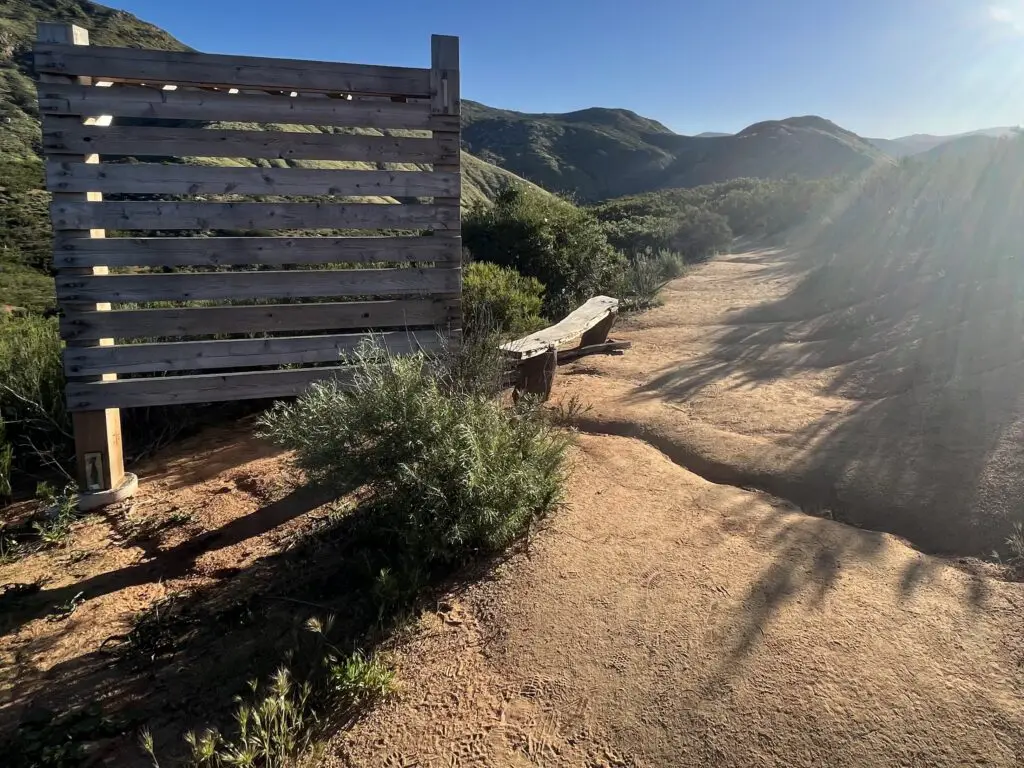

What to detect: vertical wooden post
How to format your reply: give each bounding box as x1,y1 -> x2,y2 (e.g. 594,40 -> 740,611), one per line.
36,22 -> 129,502
515,348 -> 557,402
579,309 -> 617,348
430,35 -> 462,335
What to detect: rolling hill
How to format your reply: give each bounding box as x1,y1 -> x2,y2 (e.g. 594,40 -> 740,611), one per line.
868,127 -> 1016,157
462,103 -> 893,201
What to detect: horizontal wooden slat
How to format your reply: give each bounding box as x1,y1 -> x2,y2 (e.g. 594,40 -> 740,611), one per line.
61,299 -> 455,341
37,83 -> 458,130
56,268 -> 461,302
34,44 -> 431,96
47,162 -> 460,197
54,236 -> 461,268
65,330 -> 444,375
42,122 -> 458,163
50,201 -> 459,231
66,367 -> 357,410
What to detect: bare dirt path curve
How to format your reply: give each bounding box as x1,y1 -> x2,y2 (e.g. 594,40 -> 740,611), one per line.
329,249 -> 1024,766
561,245 -> 1024,556
331,433 -> 1023,767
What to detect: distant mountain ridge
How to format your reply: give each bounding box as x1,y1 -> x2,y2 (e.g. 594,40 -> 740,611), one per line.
867,127 -> 1016,157
462,103 -> 893,200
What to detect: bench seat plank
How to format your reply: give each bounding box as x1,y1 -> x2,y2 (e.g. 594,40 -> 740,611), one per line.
501,296 -> 619,360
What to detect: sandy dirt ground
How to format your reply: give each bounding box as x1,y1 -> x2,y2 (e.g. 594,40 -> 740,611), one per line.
331,433 -> 1024,767
558,245 -> 1024,556
329,246 -> 1024,766
2,246 -> 1023,766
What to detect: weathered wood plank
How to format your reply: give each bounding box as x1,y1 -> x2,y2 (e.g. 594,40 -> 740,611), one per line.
66,366 -> 357,411
430,36 -> 461,117
42,122 -> 458,163
430,35 -> 462,334
50,201 -> 460,231
36,22 -> 126,493
54,235 -> 461,268
34,44 -> 431,96
502,296 -> 620,359
61,299 -> 456,341
515,347 -> 557,401
37,82 -> 458,130
47,162 -> 461,197
56,268 -> 461,302
65,330 -> 444,375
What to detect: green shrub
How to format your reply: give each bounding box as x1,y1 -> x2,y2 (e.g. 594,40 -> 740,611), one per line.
0,482 -> 81,563
0,314 -> 71,489
257,341 -> 569,568
621,252 -> 665,311
668,207 -> 732,261
325,649 -> 395,707
591,177 -> 843,259
142,618 -> 396,768
596,200 -> 731,261
463,185 -> 624,319
31,481 -> 80,548
462,260 -> 546,338
599,215 -> 676,253
434,320 -> 511,401
615,248 -> 689,311
652,248 -> 688,282
177,668 -> 316,768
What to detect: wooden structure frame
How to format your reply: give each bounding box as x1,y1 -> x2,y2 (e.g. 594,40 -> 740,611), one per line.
33,22 -> 461,499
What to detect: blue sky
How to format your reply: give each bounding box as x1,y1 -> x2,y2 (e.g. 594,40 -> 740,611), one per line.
108,0 -> 1024,138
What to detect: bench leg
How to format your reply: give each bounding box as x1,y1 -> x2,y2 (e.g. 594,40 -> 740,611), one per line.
579,309 -> 617,348
515,347 -> 557,402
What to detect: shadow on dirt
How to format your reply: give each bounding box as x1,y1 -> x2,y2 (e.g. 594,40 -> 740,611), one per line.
0,480 -> 515,766
627,141 -> 1024,559
0,484 -> 336,636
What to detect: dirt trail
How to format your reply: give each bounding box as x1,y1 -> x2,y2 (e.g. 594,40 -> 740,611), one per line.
559,245 -> 1024,556
328,249 -> 1024,766
332,433 -> 1023,766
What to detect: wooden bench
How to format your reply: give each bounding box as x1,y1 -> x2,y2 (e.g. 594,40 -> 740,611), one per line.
501,295 -> 627,399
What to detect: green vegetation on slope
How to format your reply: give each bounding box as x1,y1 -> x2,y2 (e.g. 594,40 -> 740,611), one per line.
0,0 -> 192,157
463,185 -> 625,319
0,157 -> 52,311
1,0 -> 192,310
590,176 -> 844,255
462,101 -> 891,201
460,150 -> 552,208
461,100 -> 679,200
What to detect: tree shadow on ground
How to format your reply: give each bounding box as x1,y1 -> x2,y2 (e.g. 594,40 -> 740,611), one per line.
724,510 -> 994,665
0,480 -> 517,766
628,141 -> 1024,558
687,495 -> 1012,719
0,483 -> 335,636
